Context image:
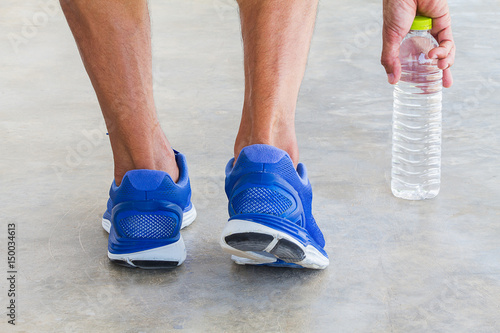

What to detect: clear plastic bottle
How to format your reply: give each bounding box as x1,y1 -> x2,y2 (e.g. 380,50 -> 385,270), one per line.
391,16 -> 443,200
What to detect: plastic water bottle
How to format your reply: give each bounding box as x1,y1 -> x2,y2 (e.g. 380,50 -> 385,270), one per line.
392,16 -> 443,200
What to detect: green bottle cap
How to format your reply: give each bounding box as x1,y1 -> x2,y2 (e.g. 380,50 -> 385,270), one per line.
411,16 -> 432,30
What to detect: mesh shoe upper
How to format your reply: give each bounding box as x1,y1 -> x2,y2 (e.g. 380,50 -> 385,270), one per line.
231,187 -> 292,217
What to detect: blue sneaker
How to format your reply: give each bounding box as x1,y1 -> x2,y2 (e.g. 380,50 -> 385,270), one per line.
101,151 -> 196,268
220,144 -> 329,269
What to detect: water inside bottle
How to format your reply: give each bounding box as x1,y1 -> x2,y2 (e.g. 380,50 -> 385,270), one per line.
391,47 -> 443,200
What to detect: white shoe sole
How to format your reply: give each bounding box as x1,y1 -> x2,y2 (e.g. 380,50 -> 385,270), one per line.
108,237 -> 186,269
220,219 -> 329,269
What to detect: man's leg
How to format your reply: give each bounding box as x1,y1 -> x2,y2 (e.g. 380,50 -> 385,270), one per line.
220,0 -> 329,269
60,0 -> 178,184
60,0 -> 195,268
234,0 -> 318,165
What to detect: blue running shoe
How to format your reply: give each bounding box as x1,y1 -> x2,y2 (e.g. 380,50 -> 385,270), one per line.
220,144 -> 329,269
101,151 -> 196,269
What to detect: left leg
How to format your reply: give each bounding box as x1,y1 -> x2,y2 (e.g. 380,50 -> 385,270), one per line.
60,0 -> 195,268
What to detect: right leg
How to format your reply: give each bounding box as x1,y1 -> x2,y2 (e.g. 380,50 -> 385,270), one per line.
60,0 -> 196,268
220,0 -> 328,269
60,0 -> 178,184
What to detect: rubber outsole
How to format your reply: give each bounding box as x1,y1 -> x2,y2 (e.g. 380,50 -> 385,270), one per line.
225,233 -> 306,262
110,259 -> 179,269
220,219 -> 329,269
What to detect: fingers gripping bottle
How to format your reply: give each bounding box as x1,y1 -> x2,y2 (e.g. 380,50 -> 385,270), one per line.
391,16 -> 443,200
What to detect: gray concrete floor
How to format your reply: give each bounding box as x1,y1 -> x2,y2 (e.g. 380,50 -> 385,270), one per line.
1,0 -> 500,332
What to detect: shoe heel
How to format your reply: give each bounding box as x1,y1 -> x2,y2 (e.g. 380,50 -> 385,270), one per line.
107,200 -> 186,268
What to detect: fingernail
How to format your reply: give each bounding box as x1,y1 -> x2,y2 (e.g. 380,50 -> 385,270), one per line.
431,54 -> 438,59
387,73 -> 395,84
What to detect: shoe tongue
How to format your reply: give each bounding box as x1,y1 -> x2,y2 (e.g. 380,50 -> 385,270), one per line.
241,144 -> 288,164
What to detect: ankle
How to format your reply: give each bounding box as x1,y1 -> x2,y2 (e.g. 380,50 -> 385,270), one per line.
234,136 -> 299,167
235,104 -> 299,166
111,128 -> 179,185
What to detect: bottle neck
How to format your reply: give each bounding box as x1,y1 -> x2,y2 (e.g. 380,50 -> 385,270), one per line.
408,29 -> 431,37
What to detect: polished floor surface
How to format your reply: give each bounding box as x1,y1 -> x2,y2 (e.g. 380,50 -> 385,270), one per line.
1,0 -> 499,332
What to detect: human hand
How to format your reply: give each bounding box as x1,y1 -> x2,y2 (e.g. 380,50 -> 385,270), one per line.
381,0 -> 455,87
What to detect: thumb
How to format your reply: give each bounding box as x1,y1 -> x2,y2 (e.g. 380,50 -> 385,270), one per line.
381,27 -> 402,85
